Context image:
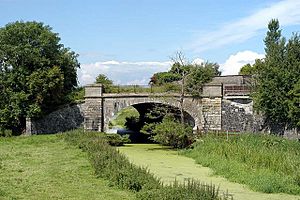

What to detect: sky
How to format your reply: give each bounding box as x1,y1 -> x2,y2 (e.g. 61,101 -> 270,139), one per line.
1,0 -> 300,85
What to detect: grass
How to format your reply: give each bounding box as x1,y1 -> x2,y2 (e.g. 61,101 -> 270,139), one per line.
119,144 -> 232,198
119,143 -> 300,200
60,130 -> 161,193
0,134 -> 135,200
104,83 -> 181,94
183,133 -> 300,195
61,129 -> 229,200
109,106 -> 139,128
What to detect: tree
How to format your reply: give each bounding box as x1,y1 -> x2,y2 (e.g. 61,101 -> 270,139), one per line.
170,51 -> 190,124
239,59 -> 264,75
253,19 -> 288,131
150,72 -> 181,85
288,80 -> 300,127
150,51 -> 220,123
95,74 -> 113,85
0,21 -> 79,134
286,34 -> 300,128
239,64 -> 253,75
186,62 -> 220,96
95,74 -> 113,92
253,19 -> 300,132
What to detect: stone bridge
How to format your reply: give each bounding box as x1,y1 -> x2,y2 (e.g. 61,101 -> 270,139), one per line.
27,75 -> 262,135
84,84 -> 222,132
84,79 -> 252,133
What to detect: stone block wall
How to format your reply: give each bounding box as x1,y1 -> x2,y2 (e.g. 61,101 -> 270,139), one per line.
84,98 -> 103,131
26,104 -> 84,134
221,98 -> 256,132
210,75 -> 251,86
202,84 -> 222,97
202,97 -> 222,131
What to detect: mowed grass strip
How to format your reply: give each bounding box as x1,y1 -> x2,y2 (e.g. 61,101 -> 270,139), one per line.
0,135 -> 135,200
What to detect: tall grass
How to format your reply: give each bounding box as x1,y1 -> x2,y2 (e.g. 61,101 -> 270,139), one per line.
104,83 -> 181,94
61,130 -> 162,192
183,134 -> 300,194
61,129 -> 231,200
137,179 -> 230,200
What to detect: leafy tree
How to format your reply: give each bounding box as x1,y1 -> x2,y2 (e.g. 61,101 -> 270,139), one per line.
286,35 -> 300,128
288,80 -> 300,127
253,19 -> 288,131
149,52 -> 220,124
95,74 -> 113,92
169,61 -> 192,76
239,59 -> 264,75
186,62 -> 220,96
253,19 -> 300,132
95,73 -> 113,85
150,72 -> 181,85
239,64 -> 254,75
0,21 -> 79,134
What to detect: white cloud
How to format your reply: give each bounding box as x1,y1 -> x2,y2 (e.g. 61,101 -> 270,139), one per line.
190,0 -> 300,52
221,50 -> 265,75
101,60 -> 120,65
78,60 -> 172,86
192,58 -> 204,65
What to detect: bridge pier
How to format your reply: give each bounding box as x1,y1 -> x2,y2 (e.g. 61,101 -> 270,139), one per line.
84,84 -> 103,132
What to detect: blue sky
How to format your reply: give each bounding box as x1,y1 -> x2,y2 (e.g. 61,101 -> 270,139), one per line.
1,0 -> 300,85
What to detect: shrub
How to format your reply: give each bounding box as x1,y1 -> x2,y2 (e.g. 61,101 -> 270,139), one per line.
0,129 -> 12,137
152,116 -> 194,148
137,179 -> 231,200
106,134 -> 130,146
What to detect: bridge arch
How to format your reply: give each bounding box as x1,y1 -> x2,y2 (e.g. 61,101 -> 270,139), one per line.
103,96 -> 200,132
105,102 -> 196,131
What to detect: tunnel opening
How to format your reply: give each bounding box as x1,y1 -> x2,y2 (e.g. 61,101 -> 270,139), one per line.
107,103 -> 195,143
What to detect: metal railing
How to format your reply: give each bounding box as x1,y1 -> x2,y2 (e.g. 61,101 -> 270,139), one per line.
223,85 -> 251,96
